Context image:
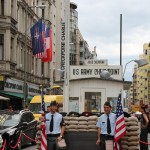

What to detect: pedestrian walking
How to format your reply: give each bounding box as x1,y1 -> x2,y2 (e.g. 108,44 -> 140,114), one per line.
96,101 -> 116,150
140,106 -> 149,150
46,100 -> 65,150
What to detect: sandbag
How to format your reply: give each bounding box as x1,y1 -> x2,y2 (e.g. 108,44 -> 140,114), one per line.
88,125 -> 97,129
125,131 -> 139,136
126,126 -> 139,131
127,117 -> 138,122
87,115 -> 98,121
78,121 -> 88,125
69,120 -> 79,125
121,145 -> 128,150
78,125 -> 88,129
87,120 -> 97,125
128,146 -> 139,150
128,136 -> 139,141
128,141 -> 139,146
78,116 -> 88,121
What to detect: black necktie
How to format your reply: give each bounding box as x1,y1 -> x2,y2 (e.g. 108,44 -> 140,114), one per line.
107,115 -> 111,134
50,115 -> 54,132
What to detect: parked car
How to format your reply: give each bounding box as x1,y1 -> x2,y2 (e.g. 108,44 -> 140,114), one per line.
0,110 -> 37,150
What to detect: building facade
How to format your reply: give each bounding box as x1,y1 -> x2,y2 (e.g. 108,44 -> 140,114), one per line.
129,43 -> 150,106
0,0 -> 67,109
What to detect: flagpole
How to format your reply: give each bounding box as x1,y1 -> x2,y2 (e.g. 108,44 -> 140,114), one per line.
63,0 -> 70,112
23,3 -> 28,108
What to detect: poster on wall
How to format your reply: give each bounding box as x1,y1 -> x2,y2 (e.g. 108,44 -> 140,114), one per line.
69,100 -> 79,113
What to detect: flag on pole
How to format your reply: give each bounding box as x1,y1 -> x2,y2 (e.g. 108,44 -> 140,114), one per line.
114,93 -> 126,150
42,25 -> 52,62
30,19 -> 45,58
40,89 -> 47,150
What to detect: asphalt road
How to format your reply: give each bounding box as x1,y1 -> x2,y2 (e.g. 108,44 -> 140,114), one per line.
22,144 -> 37,150
22,133 -> 150,150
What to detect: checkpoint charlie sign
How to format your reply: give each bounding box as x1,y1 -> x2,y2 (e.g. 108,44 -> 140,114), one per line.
70,65 -> 122,80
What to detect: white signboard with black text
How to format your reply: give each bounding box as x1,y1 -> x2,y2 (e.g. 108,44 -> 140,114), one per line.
70,65 -> 122,80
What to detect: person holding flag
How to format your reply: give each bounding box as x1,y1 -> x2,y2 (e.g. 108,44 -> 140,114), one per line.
96,101 -> 116,150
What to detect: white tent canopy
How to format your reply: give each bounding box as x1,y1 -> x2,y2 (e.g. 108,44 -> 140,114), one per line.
0,96 -> 10,101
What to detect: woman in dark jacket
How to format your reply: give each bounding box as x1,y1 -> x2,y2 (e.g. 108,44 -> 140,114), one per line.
140,106 -> 149,150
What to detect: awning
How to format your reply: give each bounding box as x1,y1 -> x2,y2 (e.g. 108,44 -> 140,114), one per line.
0,96 -> 10,101
0,91 -> 33,100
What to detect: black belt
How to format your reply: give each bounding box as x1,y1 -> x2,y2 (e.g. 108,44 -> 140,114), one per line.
47,134 -> 60,137
100,134 -> 114,138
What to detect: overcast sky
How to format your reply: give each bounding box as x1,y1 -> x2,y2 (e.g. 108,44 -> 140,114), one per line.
71,0 -> 150,80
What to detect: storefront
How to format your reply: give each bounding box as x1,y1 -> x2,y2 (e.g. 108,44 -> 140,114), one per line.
0,77 -> 41,110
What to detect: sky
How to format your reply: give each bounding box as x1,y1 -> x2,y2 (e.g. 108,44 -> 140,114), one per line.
71,0 -> 150,81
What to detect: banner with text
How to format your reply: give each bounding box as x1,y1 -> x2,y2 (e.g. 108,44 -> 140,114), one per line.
70,65 -> 122,80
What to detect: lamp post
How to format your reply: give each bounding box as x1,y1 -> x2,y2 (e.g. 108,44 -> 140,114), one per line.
123,59 -> 148,80
123,59 -> 148,105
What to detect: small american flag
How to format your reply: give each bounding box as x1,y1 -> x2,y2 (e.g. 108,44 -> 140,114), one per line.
40,90 -> 47,150
114,93 -> 126,150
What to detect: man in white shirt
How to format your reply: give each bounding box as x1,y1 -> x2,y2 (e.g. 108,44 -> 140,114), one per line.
46,101 -> 65,150
96,101 -> 116,150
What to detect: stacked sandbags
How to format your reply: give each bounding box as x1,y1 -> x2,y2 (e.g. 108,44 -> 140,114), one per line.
78,116 -> 88,131
64,115 -> 98,132
87,116 -> 98,132
121,116 -> 140,150
64,116 -> 79,131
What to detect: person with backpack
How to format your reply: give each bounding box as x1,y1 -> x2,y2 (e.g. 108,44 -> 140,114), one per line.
139,106 -> 149,150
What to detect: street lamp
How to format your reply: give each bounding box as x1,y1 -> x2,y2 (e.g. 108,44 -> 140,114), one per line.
122,59 -> 148,80
122,59 -> 148,106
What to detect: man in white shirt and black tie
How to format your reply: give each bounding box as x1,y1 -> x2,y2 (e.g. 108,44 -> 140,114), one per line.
96,101 -> 116,150
46,101 -> 65,150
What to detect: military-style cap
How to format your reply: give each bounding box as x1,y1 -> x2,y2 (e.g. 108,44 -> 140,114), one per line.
50,100 -> 57,106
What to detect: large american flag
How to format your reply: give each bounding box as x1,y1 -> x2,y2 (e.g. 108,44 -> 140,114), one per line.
114,93 -> 126,150
40,89 -> 47,150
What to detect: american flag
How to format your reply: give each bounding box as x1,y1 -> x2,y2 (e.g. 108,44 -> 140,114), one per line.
114,93 -> 126,150
30,19 -> 45,58
40,89 -> 47,150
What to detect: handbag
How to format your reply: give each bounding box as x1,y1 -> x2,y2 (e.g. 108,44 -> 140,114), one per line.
56,138 -> 67,149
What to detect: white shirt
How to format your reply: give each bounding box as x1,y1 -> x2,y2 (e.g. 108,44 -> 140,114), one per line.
96,112 -> 116,136
46,112 -> 63,134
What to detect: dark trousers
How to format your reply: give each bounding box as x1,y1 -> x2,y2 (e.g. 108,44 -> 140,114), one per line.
100,134 -> 114,150
140,129 -> 148,150
47,134 -> 60,150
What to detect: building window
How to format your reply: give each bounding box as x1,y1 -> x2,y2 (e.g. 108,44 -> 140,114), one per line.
41,62 -> 44,76
0,34 -> 4,60
0,0 -> 4,15
42,9 -> 45,19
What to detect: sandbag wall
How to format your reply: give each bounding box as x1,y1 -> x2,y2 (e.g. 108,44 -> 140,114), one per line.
64,115 -> 98,131
121,116 -> 140,150
64,115 -> 99,150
